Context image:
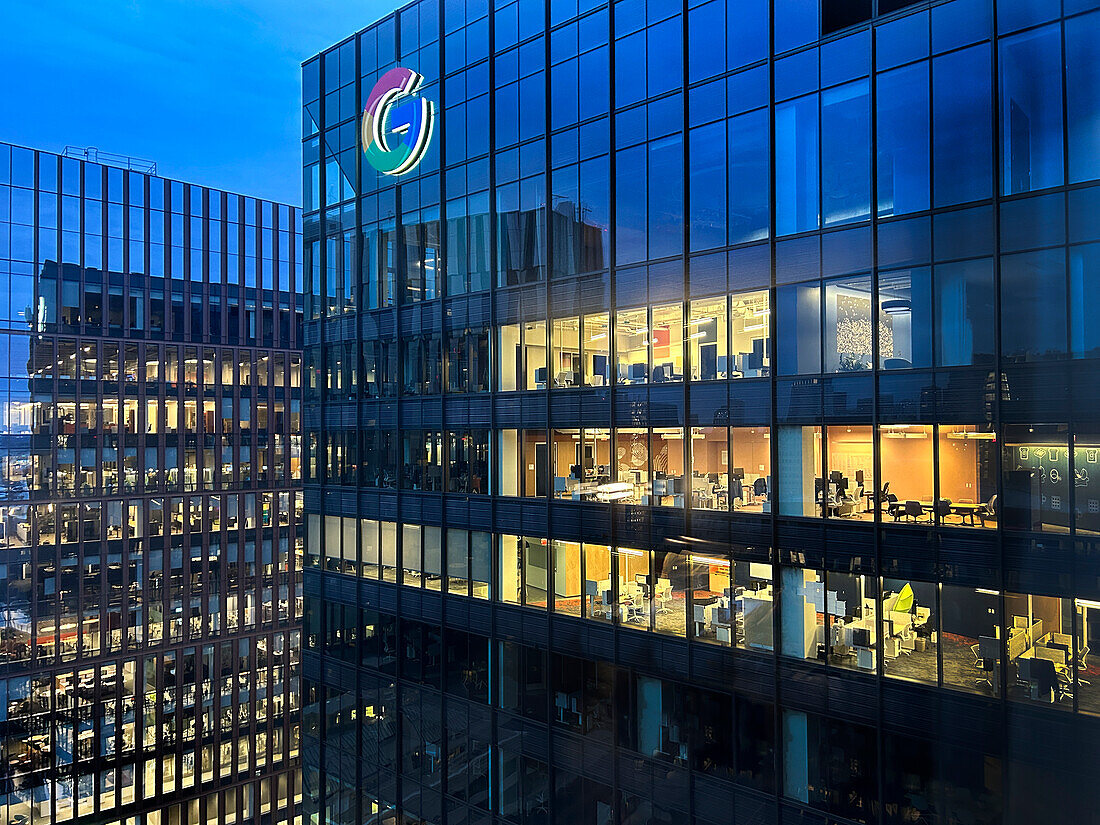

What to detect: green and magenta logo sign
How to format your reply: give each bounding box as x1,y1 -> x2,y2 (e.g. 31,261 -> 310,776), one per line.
361,67 -> 435,177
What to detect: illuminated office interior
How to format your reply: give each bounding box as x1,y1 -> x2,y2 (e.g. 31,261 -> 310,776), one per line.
0,143 -> 304,825
304,2 -> 1100,824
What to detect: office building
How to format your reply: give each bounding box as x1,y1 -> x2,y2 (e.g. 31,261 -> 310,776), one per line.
0,143 -> 304,824
303,1 -> 1100,824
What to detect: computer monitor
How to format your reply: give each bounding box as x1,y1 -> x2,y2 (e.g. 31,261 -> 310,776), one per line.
707,473 -> 719,484
733,467 -> 745,479
829,470 -> 843,483
717,608 -> 731,624
852,627 -> 871,647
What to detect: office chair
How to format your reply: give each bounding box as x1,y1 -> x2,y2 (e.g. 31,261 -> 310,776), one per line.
896,500 -> 925,522
834,498 -> 856,518
655,579 -> 673,614
869,481 -> 891,513
1029,657 -> 1060,702
977,494 -> 998,527
753,476 -> 767,499
933,498 -> 955,523
975,656 -> 997,691
1078,645 -> 1091,686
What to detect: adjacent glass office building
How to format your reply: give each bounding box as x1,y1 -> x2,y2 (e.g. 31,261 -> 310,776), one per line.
303,1 -> 1100,823
0,143 -> 304,824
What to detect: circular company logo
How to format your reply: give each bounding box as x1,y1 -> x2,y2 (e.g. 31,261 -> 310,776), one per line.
361,67 -> 436,177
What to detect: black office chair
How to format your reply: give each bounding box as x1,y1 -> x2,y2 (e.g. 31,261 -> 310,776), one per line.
977,494 -> 998,527
870,482 -> 891,513
885,493 -> 901,519
975,656 -> 997,691
934,498 -> 955,523
1029,657 -> 1060,702
970,643 -> 984,667
897,500 -> 926,522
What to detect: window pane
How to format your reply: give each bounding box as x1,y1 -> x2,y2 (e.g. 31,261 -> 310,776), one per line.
942,585 -> 1001,697
614,145 -> 647,265
825,425 -> 872,521
1002,424 -> 1070,533
553,540 -> 582,617
691,427 -> 728,510
821,80 -> 870,227
650,303 -> 683,383
1000,249 -> 1067,362
615,428 -> 648,505
933,45 -> 992,206
731,426 -> 770,512
780,567 -> 823,659
650,428 -> 684,507
777,425 -> 820,517
1005,592 -> 1073,707
776,94 -> 819,236
647,134 -> 683,259
551,317 -> 581,388
583,312 -> 610,386
936,425 -> 997,528
524,321 -> 547,390
934,258 -> 994,367
689,121 -> 727,251
615,309 -> 648,384
777,282 -> 821,375
1076,597 -> 1100,714
728,108 -> 770,244
583,543 -> 613,622
1066,11 -> 1100,183
881,578 -> 938,686
824,274 -> 873,373
689,297 -> 727,381
730,289 -> 770,376
825,573 -> 876,671
1070,244 -> 1100,358
876,62 -> 930,217
999,25 -> 1064,195
499,534 -> 522,604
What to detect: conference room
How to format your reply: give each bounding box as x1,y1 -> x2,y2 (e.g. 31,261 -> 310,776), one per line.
786,423 -> 997,525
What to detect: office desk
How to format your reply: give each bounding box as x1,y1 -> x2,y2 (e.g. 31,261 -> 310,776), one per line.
835,617 -> 877,671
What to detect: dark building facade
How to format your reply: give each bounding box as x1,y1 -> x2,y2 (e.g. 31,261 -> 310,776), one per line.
0,143 -> 304,824
303,2 -> 1100,824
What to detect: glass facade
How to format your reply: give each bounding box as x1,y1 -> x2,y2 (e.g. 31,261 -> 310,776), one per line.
0,143 -> 304,824
304,1 -> 1100,825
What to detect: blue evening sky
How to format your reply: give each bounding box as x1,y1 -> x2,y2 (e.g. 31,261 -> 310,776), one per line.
0,0 -> 398,206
